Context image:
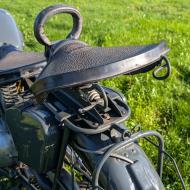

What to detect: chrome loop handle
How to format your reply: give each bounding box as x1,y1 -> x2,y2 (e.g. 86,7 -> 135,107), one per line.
34,4 -> 83,47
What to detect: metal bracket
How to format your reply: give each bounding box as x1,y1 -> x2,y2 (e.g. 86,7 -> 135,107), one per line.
153,56 -> 171,80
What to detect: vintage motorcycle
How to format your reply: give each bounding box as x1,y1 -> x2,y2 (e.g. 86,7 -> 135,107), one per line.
0,4 -> 186,190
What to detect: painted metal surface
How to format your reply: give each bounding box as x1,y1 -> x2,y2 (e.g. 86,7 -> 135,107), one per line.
5,106 -> 61,173
0,9 -> 23,50
0,119 -> 17,167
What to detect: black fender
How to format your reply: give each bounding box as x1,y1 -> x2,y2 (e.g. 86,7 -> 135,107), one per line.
72,125 -> 164,190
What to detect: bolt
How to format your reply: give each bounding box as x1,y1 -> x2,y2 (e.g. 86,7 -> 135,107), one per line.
103,113 -> 110,120
93,122 -> 99,127
121,110 -> 126,114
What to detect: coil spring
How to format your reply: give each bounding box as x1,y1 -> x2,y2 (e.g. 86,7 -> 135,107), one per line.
31,179 -> 41,190
88,89 -> 101,102
0,83 -> 19,109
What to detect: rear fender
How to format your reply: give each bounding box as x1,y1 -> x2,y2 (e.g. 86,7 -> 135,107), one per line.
72,127 -> 164,190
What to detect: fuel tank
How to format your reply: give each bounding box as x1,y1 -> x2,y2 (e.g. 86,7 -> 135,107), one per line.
0,9 -> 23,50
0,118 -> 17,167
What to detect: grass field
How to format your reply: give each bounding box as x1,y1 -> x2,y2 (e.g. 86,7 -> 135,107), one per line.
0,0 -> 190,189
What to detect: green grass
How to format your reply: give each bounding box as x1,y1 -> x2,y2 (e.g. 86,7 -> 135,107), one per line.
0,0 -> 190,189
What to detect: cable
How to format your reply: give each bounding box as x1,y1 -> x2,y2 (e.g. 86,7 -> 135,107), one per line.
73,142 -> 134,164
144,137 -> 186,190
71,149 -> 75,190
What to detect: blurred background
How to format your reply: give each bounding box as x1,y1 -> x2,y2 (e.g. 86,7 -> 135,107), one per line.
0,0 -> 190,189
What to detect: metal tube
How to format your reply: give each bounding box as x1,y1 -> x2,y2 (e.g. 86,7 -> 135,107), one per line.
144,137 -> 186,190
52,127 -> 71,190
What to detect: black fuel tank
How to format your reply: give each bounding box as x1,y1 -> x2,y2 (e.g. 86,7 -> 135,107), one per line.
5,105 -> 61,173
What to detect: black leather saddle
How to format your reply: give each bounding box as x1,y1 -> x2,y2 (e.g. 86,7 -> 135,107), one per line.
0,45 -> 45,74
31,39 -> 169,96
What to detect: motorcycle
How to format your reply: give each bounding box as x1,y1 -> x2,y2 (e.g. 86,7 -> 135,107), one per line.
0,4 -> 186,190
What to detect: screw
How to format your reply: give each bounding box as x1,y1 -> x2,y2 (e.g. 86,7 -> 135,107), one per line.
103,113 -> 110,120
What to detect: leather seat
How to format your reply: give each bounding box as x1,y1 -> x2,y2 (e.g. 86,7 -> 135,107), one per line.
0,45 -> 46,74
31,40 -> 169,96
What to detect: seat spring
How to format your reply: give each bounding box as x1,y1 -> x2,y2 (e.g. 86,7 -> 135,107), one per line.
88,90 -> 101,102
0,82 -> 20,109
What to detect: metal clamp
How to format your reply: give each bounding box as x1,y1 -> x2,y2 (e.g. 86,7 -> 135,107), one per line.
153,56 -> 171,80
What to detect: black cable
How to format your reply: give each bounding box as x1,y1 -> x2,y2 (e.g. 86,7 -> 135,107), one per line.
73,142 -> 134,164
64,157 -> 92,182
71,149 -> 75,190
144,137 -> 186,190
64,159 -> 92,182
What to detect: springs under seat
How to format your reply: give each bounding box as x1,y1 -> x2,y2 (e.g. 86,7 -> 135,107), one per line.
43,84 -> 130,135
0,83 -> 20,109
0,82 -> 33,110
